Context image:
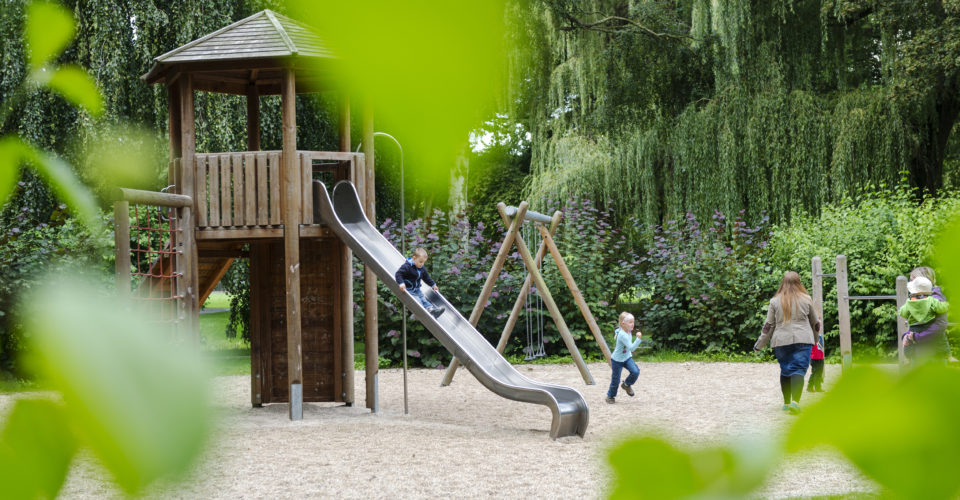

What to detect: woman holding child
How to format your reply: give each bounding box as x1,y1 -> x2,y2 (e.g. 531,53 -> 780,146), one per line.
900,266 -> 950,365
754,271 -> 821,414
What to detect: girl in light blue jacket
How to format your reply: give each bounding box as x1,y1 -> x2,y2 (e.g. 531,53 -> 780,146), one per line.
606,312 -> 643,404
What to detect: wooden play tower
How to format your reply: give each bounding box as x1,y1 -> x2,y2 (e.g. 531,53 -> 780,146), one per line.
119,10 -> 382,419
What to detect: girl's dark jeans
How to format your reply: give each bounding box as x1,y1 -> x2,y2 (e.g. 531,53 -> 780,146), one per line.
607,357 -> 639,398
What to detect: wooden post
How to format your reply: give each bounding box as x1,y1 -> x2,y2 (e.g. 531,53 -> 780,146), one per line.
246,84 -> 260,152
504,205 -> 593,385
362,95 -> 378,412
281,67 -> 303,420
896,275 -> 908,367
168,82 -> 182,186
339,94 -> 354,405
114,201 -> 130,298
440,202 -> 528,386
811,257 -> 824,353
835,255 -> 852,370
178,74 -> 199,343
249,243 -> 265,407
492,213 -> 561,357
538,221 -> 612,365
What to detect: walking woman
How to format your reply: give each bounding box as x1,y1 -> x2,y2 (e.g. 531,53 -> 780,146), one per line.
754,271 -> 821,414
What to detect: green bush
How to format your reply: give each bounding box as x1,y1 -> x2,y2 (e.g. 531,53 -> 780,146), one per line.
629,211 -> 773,353
362,196 -> 638,367
768,188 -> 960,359
0,210 -> 113,374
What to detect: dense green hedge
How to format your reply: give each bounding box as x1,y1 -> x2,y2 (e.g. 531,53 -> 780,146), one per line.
0,208 -> 113,374
767,189 -> 960,359
628,188 -> 960,359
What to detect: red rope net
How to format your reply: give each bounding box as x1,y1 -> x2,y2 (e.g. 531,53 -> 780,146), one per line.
129,204 -> 183,330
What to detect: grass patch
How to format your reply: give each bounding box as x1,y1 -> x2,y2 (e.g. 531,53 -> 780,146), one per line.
198,308 -> 250,376
204,348 -> 251,376
0,377 -> 43,393
202,291 -> 231,310
199,311 -> 248,351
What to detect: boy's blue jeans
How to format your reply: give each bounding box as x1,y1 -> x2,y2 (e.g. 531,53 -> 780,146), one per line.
408,287 -> 434,310
607,358 -> 639,398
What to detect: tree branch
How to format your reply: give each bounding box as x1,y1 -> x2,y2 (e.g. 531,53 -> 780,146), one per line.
557,12 -> 693,42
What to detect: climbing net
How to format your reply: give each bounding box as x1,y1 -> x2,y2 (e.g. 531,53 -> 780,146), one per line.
128,202 -> 184,332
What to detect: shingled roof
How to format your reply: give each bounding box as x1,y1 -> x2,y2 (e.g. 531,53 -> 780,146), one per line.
143,10 -> 338,94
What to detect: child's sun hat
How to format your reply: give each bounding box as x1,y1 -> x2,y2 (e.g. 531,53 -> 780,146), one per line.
907,276 -> 933,296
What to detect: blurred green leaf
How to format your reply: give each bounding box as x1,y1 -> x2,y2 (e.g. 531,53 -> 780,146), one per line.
607,435 -> 776,499
932,211 -> 960,310
288,1 -> 506,195
0,136 -> 27,205
21,144 -> 101,232
0,399 -> 77,499
26,1 -> 75,69
787,365 -> 960,499
46,65 -> 104,116
76,124 -> 162,190
23,277 -> 212,495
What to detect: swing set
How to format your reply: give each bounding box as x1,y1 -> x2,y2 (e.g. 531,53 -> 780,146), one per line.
440,201 -> 612,386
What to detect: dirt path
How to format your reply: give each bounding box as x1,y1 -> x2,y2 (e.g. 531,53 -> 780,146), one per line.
9,362 -> 875,498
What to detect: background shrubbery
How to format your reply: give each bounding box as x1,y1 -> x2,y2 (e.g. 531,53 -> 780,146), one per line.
353,187 -> 960,366
0,209 -> 113,375
2,188 -> 958,372
767,189 -> 960,359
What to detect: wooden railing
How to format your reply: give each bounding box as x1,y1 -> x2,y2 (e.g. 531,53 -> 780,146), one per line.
189,151 -> 362,231
195,151 -> 282,228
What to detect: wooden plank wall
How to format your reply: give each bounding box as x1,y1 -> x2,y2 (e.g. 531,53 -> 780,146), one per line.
256,239 -> 341,404
195,152 -> 282,228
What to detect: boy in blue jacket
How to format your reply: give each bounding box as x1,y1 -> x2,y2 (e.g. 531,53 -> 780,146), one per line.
395,248 -> 445,318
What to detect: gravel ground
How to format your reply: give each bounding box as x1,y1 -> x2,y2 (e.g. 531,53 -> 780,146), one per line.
5,361 -> 877,498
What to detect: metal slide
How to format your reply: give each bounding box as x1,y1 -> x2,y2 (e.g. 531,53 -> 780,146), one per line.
314,180 -> 589,439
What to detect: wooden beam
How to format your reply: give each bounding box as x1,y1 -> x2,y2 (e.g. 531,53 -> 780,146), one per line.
115,188 -> 192,208
167,83 -> 182,184
196,227 -> 283,240
197,258 -> 235,306
114,201 -> 130,298
836,255 -> 852,369
339,91 -> 351,151
249,243 -> 265,407
492,213 -> 560,357
246,84 -> 260,152
896,275 -> 908,367
500,205 -> 594,385
538,221 -> 611,365
281,67 -> 303,420
340,119 -> 355,405
440,202 -> 528,386
298,225 -> 333,238
362,94 -> 378,411
811,257 -> 824,357
178,74 -> 200,343
199,249 -> 249,258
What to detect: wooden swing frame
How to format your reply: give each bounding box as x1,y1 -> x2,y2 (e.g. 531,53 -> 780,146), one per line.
440,201 -> 612,386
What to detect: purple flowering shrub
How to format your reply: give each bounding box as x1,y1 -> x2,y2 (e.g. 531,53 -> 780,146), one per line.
633,210 -> 773,353
356,197 -> 642,367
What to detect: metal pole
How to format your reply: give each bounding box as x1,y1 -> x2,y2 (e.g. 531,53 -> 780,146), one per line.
357,132 -> 407,414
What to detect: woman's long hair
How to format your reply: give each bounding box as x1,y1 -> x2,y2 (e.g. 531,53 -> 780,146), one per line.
775,271 -> 811,322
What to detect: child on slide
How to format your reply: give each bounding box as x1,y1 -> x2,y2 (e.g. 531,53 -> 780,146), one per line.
395,247 -> 445,318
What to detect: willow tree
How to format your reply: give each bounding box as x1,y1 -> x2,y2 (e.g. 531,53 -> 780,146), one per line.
511,0 -> 960,225
0,0 -> 340,229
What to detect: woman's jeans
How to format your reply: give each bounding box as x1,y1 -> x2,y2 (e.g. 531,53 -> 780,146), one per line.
607,357 -> 639,398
